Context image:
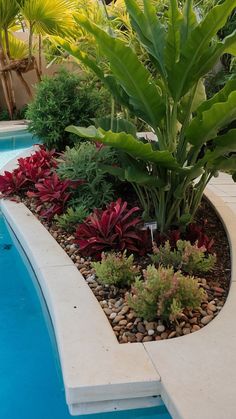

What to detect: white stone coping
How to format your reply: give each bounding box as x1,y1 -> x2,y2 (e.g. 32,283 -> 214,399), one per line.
0,200 -> 161,415
0,120 -> 28,134
1,146 -> 236,418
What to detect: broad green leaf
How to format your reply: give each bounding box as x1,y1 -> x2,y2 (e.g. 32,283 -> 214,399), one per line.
57,39 -> 132,110
100,161 -> 165,188
66,125 -> 103,139
94,116 -> 137,137
213,129 -> 236,154
209,156 -> 236,171
178,80 -> 206,123
56,39 -> 105,79
191,31 -> 236,85
99,164 -> 126,182
180,0 -> 197,46
74,14 -> 165,130
125,0 -> 166,78
225,42 -> 236,56
168,0 -> 236,100
194,79 -> 236,118
187,83 -> 236,146
66,125 -> 180,169
165,0 -> 183,71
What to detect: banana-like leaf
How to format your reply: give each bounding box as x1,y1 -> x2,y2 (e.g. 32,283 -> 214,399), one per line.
125,0 -> 166,78
213,129 -> 236,155
188,129 -> 236,171
180,0 -> 197,44
165,0 -> 183,71
209,156 -> 236,171
168,0 -> 236,100
57,38 -> 132,110
74,14 -> 165,130
66,125 -> 181,169
225,43 -> 236,56
99,164 -> 126,182
100,163 -> 165,188
187,90 -> 236,146
178,80 -> 206,123
193,79 -> 236,118
191,31 -> 236,84
94,116 -> 137,137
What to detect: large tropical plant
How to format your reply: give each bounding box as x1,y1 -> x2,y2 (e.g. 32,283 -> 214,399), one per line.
60,0 -> 236,232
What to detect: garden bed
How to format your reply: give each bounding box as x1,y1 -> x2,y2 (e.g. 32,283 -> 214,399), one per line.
23,195 -> 231,344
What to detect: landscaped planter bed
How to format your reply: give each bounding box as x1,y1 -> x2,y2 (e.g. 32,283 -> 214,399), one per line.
22,195 -> 231,344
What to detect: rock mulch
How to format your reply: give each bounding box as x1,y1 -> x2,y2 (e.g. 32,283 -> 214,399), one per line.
25,198 -> 231,344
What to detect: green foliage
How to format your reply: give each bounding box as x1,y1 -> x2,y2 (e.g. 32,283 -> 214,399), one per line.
128,265 -> 206,321
55,205 -> 89,232
92,251 -> 139,287
26,69 -> 111,151
151,240 -> 216,275
0,106 -> 28,121
63,0 -> 236,232
57,141 -> 116,211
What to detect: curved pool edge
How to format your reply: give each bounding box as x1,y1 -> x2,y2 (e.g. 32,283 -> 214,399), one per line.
1,149 -> 236,418
0,199 -> 162,415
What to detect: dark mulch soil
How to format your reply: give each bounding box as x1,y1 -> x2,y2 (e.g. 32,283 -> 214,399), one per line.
23,196 -> 231,343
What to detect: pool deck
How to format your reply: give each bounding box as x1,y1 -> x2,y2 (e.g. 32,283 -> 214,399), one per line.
0,120 -> 28,133
1,146 -> 236,418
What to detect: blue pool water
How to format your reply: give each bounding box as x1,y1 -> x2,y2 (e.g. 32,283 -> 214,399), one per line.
0,214 -> 172,418
0,129 -> 38,169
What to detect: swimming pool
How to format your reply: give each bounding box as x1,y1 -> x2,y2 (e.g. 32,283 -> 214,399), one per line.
0,212 -> 172,418
0,129 -> 38,169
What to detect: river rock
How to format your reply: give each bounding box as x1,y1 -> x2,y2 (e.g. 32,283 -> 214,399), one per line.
201,315 -> 214,325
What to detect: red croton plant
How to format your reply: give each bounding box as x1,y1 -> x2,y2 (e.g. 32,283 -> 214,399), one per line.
27,173 -> 81,220
0,147 -> 77,220
0,147 -> 57,196
75,198 -> 147,258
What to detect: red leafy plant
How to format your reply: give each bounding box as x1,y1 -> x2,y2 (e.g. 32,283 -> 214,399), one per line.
154,223 -> 214,253
186,223 -> 214,252
0,170 -> 28,196
17,146 -> 58,185
0,147 -> 58,197
75,198 -> 146,258
27,173 -> 74,220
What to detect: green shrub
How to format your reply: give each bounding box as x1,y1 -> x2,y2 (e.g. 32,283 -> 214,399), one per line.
26,69 -> 111,151
151,240 -> 216,275
92,251 -> 139,287
55,205 -> 89,232
57,141 -> 116,211
128,265 -> 206,321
